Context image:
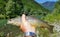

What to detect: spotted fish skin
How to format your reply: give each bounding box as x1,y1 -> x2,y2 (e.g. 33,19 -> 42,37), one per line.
7,16 -> 54,33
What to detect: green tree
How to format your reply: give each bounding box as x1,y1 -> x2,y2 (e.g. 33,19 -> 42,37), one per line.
42,1 -> 60,23
5,0 -> 23,18
0,0 -> 6,19
0,0 -> 50,18
21,0 -> 50,16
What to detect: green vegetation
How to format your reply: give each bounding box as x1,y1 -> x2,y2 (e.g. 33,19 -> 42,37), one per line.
0,0 -> 60,37
41,1 -> 60,23
0,19 -> 23,37
0,0 -> 50,19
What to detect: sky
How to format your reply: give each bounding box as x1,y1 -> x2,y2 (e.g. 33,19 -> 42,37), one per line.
35,0 -> 58,3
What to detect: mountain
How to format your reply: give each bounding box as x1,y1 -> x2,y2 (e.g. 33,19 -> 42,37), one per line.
41,1 -> 56,11
21,0 -> 50,13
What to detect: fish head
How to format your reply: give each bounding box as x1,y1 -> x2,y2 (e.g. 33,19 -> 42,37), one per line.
7,17 -> 22,26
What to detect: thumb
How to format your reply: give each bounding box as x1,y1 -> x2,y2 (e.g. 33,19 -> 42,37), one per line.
22,14 -> 26,23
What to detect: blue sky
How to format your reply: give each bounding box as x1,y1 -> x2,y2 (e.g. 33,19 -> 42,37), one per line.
35,0 -> 58,3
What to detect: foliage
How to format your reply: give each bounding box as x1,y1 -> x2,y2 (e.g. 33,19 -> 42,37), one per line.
0,19 -> 23,37
41,1 -> 60,23
5,0 -> 23,18
0,0 -> 50,19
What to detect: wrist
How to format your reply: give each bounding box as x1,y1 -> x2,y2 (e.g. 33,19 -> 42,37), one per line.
24,32 -> 36,37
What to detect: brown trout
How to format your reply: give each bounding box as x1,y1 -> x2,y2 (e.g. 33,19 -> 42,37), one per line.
7,16 -> 54,33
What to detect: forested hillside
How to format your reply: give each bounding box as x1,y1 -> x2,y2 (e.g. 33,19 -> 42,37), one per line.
0,0 -> 50,19
42,0 -> 60,23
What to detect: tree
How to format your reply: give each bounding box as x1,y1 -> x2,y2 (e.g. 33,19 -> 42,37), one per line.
21,0 -> 50,16
42,1 -> 60,23
5,0 -> 23,18
0,0 -> 50,19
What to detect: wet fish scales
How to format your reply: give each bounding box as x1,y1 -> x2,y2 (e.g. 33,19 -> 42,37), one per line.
7,16 -> 54,33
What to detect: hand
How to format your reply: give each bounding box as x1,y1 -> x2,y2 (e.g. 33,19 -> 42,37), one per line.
20,14 -> 35,33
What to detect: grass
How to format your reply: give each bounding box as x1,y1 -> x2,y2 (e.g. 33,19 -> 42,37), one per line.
0,19 -> 23,37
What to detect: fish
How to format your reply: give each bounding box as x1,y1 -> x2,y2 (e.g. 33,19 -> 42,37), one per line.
7,16 -> 54,33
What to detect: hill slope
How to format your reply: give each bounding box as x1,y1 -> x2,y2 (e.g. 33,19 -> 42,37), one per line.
42,1 -> 60,23
21,0 -> 50,14
41,1 -> 56,11
0,0 -> 50,18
